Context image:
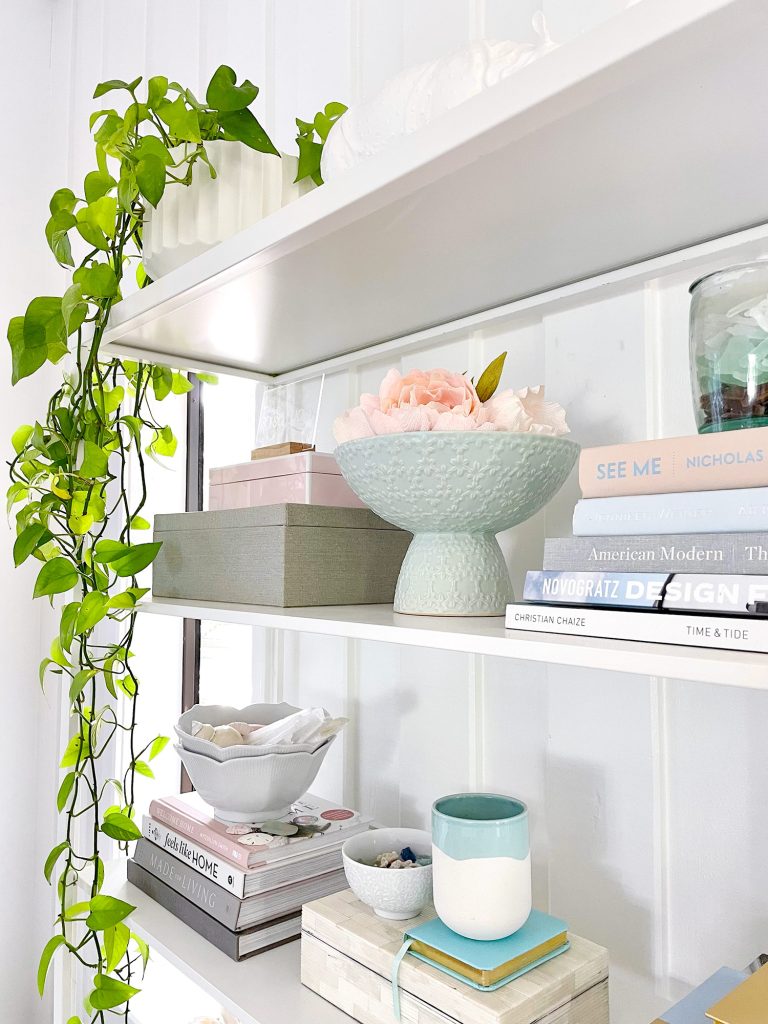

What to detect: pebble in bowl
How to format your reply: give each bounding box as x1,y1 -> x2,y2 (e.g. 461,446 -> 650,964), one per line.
175,737 -> 336,824
342,828 -> 433,920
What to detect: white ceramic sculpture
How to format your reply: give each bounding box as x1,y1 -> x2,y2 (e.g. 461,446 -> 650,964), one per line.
321,16 -> 556,180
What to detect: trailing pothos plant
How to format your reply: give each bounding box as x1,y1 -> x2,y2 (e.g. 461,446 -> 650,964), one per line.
7,66 -> 344,1021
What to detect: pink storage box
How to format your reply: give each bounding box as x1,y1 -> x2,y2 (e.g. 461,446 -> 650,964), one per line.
208,452 -> 365,511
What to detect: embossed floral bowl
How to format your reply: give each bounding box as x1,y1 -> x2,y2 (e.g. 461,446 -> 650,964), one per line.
335,433 -> 579,615
343,828 -> 433,920
175,738 -> 336,823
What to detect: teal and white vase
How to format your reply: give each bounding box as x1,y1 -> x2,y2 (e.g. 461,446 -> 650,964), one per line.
432,793 -> 531,941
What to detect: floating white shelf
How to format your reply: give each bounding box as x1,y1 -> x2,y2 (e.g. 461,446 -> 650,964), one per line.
139,598 -> 768,689
111,866 -> 347,1024
101,0 -> 768,379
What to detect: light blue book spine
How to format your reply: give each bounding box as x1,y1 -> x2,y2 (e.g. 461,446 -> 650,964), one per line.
523,571 -> 669,608
573,487 -> 768,537
658,966 -> 746,1023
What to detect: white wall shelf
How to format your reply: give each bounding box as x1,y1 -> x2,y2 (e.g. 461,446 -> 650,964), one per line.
102,0 -> 768,379
140,598 -> 767,689
109,867 -> 347,1024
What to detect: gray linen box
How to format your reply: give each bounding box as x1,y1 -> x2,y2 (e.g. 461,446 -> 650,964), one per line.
152,503 -> 409,607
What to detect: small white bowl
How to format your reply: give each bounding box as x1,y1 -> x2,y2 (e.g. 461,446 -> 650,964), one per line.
175,702 -> 321,761
175,738 -> 335,823
342,828 -> 432,920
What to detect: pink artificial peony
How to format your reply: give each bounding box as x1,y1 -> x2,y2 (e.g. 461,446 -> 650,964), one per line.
483,386 -> 569,436
378,367 -> 481,417
332,367 -> 569,443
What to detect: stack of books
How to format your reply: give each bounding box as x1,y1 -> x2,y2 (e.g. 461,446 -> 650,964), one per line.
301,890 -> 609,1024
505,427 -> 768,653
127,792 -> 372,961
651,959 -> 768,1023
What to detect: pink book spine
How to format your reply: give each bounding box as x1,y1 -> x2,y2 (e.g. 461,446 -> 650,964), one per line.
149,800 -> 247,867
579,428 -> 768,498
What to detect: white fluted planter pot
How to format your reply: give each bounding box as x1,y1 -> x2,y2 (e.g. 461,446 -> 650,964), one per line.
143,141 -> 314,278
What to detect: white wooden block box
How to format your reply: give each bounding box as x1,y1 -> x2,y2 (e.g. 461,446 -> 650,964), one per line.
301,890 -> 609,1024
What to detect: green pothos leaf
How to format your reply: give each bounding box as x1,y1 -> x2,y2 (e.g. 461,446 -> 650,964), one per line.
101,812 -> 141,842
56,772 -> 77,813
44,841 -> 70,883
38,934 -> 67,996
104,922 -> 131,973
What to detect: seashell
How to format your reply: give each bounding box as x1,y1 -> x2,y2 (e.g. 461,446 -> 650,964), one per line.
225,824 -> 253,835
260,820 -> 299,836
211,725 -> 244,748
373,850 -> 400,868
230,721 -> 264,738
238,833 -> 273,847
190,721 -> 215,741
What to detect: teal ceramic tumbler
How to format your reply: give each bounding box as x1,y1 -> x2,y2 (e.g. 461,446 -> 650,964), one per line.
432,793 -> 531,941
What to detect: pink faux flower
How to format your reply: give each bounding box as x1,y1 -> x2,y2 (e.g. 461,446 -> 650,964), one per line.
483,386 -> 569,436
331,366 -> 569,443
378,367 -> 481,418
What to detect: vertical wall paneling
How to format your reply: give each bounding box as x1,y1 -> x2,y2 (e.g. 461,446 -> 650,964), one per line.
483,0 -> 543,42
649,676 -> 673,1000
272,1 -> 354,153
467,654 -> 486,791
401,0 -> 469,66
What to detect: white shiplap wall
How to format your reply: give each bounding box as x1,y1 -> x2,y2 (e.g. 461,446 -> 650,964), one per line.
53,2 -> 768,1022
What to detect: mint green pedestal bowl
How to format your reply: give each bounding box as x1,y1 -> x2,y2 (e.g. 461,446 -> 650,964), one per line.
335,432 -> 579,616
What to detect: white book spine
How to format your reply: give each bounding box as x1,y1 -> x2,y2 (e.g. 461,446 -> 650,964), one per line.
142,816 -> 246,898
504,605 -> 768,653
572,486 -> 768,537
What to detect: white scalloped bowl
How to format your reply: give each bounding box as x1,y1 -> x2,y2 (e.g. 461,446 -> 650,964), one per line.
174,738 -> 336,823
175,702 -> 321,761
342,828 -> 433,920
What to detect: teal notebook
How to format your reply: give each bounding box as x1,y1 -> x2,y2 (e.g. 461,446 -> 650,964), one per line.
401,910 -> 570,992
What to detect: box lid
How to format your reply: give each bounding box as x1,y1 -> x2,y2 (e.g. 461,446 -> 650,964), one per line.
302,891 -> 608,1024
210,452 -> 342,486
154,503 -> 400,532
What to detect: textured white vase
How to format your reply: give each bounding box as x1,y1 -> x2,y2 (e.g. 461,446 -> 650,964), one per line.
143,140 -> 314,278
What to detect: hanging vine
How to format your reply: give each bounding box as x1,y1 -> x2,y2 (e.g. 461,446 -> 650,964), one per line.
7,67 -> 342,1021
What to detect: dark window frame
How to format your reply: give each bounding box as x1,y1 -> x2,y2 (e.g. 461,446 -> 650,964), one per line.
180,375 -> 204,790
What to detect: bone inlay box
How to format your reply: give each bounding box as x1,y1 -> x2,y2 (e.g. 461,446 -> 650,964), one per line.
301,890 -> 609,1024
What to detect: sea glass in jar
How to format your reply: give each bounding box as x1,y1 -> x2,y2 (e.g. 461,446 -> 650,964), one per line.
690,261 -> 768,432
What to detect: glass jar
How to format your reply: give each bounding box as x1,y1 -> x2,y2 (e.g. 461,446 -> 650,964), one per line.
690,261 -> 768,432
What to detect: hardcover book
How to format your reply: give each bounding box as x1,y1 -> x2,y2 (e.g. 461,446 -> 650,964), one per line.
127,859 -> 301,962
505,605 -> 768,654
142,815 -> 345,899
133,839 -> 346,930
706,963 -> 768,1023
573,488 -> 768,537
301,890 -> 609,1024
578,428 -> 768,498
148,791 -> 371,868
523,571 -> 768,616
405,910 -> 569,990
543,533 -> 768,575
650,967 -> 747,1023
